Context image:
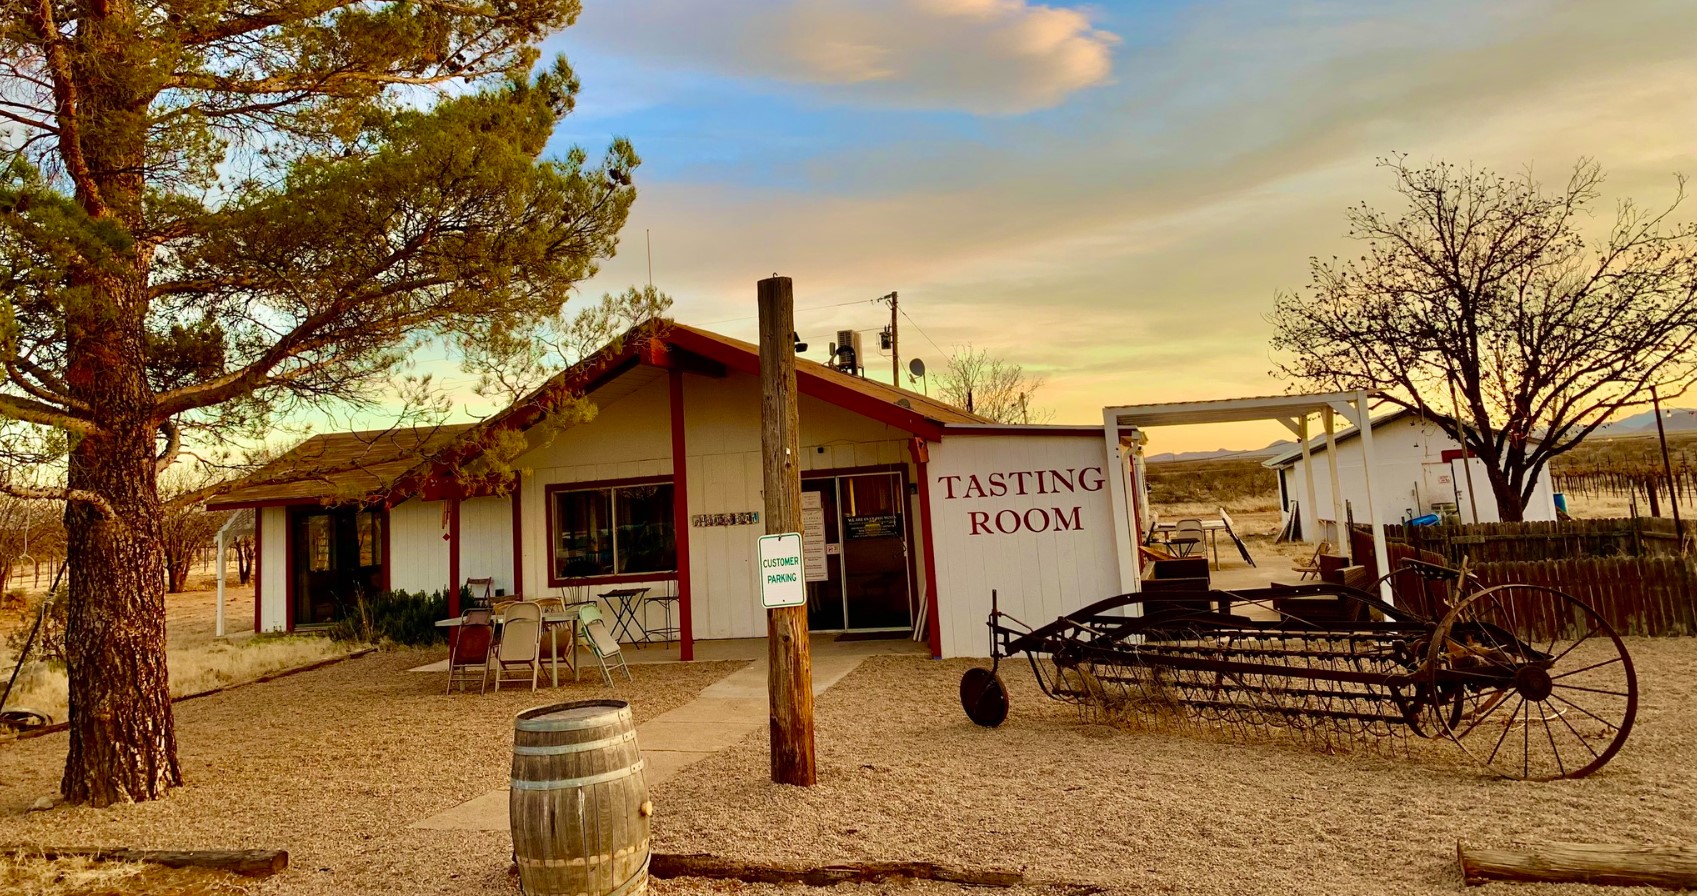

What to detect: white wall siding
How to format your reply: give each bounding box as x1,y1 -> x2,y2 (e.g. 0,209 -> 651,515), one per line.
508,369 -> 915,641
459,496 -> 515,596
257,506 -> 288,632
1278,416 -> 1559,532
389,499 -> 450,595
926,435 -> 1120,658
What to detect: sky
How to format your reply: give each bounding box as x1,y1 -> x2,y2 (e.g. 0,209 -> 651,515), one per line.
427,0 -> 1697,454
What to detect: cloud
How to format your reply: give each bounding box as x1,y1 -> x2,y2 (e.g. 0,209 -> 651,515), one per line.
546,0 -> 1697,452
569,0 -> 1118,114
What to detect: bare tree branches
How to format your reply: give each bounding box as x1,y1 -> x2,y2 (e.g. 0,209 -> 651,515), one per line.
1270,156 -> 1697,520
934,345 -> 1051,424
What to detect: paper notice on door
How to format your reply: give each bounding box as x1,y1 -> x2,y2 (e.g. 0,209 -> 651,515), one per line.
801,491 -> 829,582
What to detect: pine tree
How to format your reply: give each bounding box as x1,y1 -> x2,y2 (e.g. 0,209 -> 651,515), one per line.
0,0 -> 635,805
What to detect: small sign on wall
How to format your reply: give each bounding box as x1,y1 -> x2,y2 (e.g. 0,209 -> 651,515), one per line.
757,533 -> 807,608
801,492 -> 828,582
693,511 -> 760,528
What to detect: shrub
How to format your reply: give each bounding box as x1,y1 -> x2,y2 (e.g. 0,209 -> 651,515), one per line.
328,589 -> 448,647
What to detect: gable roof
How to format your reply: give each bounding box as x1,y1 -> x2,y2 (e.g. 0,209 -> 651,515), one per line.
209,320 -> 985,508
208,424 -> 477,508
1262,407 -> 1543,469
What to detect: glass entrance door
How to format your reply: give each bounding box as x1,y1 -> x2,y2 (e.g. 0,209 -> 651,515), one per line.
800,471 -> 913,632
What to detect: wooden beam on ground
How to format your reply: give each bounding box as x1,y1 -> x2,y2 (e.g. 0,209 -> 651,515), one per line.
650,853 -> 1024,888
1459,842 -> 1697,890
10,847 -> 288,878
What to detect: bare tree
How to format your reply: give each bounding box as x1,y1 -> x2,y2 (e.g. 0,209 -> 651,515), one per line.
157,467 -> 230,593
935,345 -> 1052,423
1270,156 -> 1697,520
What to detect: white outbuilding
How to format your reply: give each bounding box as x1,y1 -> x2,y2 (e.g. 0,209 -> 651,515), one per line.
1263,408 -> 1559,539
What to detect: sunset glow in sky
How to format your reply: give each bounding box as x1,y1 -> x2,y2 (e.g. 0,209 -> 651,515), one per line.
487,0 -> 1697,454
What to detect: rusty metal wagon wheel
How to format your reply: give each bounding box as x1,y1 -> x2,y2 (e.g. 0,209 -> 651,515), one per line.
960,667 -> 1010,728
1427,584 -> 1636,781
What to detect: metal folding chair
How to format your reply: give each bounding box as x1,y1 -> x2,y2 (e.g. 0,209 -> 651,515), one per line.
445,609 -> 493,694
576,604 -> 631,687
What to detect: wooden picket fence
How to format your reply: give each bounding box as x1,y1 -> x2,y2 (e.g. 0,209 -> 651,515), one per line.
1349,525 -> 1697,637
1467,557 -> 1697,638
1375,518 -> 1684,564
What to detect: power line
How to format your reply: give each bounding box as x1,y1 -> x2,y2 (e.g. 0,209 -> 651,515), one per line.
898,307 -> 947,358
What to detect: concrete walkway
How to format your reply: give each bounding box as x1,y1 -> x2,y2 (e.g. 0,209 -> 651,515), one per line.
412,636 -> 916,831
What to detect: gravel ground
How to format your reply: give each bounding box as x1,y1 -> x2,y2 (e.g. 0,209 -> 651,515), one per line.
0,648 -> 742,895
654,640 -> 1697,896
2,638 -> 1693,896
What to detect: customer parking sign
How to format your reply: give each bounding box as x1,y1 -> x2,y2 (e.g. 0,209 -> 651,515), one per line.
757,532 -> 806,609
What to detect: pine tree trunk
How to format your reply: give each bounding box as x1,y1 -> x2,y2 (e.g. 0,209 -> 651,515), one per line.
54,0 -> 182,806
61,419 -> 180,805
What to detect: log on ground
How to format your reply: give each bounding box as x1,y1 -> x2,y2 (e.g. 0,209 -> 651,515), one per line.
8,847 -> 288,878
651,852 -> 1024,887
1459,841 -> 1697,890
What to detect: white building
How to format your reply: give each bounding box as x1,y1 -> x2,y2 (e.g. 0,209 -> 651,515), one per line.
211,321 -> 1141,659
1263,408 -> 1558,538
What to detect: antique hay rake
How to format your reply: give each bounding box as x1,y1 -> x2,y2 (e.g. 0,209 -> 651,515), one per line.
960,560 -> 1637,780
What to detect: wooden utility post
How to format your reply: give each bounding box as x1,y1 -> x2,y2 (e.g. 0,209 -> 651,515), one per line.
1653,387 -> 1684,541
758,275 -> 818,786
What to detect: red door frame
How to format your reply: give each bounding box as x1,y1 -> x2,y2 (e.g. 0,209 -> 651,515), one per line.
800,462 -> 923,639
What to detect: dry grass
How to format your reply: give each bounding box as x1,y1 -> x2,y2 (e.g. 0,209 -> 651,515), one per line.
2,634 -> 350,727
1145,456 -> 1279,507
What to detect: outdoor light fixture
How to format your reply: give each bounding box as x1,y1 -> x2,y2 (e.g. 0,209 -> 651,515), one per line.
792,331 -> 807,352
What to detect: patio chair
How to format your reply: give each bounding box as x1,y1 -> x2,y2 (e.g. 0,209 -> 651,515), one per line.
491,599 -> 519,619
530,596 -> 568,660
577,604 -> 632,687
444,609 -> 494,694
1170,519 -> 1205,558
464,577 -> 495,609
487,601 -> 542,692
1292,541 -> 1332,581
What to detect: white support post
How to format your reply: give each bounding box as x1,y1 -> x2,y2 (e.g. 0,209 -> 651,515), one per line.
1102,409 -> 1138,596
215,527 -> 227,638
1322,407 -> 1344,547
1352,393 -> 1393,601
1298,416 -> 1320,545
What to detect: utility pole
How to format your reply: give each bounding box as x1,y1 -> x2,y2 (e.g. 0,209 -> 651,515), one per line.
876,292 -> 899,386
1653,386 -> 1683,543
758,275 -> 817,786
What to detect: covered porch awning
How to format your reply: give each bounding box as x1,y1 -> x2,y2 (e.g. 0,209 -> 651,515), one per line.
1098,391 -> 1393,601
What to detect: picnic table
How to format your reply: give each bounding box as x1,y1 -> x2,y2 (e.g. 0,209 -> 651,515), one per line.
1148,514 -> 1257,570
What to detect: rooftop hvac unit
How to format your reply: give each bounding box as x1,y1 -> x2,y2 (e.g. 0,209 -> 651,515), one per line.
832,329 -> 863,376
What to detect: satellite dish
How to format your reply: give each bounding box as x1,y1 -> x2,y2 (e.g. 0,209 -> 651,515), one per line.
908,358 -> 927,378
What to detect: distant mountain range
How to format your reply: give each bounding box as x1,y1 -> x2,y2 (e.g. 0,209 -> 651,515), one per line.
1145,441 -> 1293,464
1593,408 -> 1697,437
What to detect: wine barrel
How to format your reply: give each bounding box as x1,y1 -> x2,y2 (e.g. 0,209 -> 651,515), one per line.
511,700 -> 651,896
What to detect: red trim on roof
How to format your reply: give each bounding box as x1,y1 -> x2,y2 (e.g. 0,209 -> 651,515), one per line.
664,327 -> 949,441
943,425 -> 1105,438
